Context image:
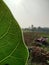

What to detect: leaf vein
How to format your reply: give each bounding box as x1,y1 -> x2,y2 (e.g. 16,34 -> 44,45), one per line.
0,22 -> 11,40
10,56 -> 24,60
0,42 -> 20,63
0,44 -> 8,49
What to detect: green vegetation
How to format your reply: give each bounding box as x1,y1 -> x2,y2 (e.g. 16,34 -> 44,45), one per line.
0,1 -> 28,65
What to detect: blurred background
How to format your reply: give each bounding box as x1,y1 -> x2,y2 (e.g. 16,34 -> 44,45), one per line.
3,0 -> 49,65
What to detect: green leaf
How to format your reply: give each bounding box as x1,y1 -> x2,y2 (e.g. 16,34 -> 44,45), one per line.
0,0 -> 28,65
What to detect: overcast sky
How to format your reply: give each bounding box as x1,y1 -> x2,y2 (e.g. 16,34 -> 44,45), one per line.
4,0 -> 49,28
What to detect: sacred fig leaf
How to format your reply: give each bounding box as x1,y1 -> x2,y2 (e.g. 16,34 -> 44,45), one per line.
0,0 -> 28,65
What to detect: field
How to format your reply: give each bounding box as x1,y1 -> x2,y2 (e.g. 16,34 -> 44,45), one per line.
23,32 -> 49,65
23,32 -> 49,46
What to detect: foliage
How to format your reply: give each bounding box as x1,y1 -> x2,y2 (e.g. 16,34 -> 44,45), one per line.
0,0 -> 28,65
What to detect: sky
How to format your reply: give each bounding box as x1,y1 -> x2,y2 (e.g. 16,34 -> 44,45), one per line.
3,0 -> 49,28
